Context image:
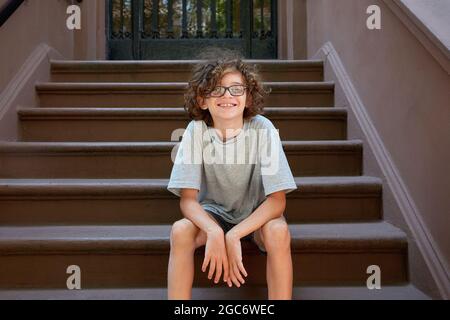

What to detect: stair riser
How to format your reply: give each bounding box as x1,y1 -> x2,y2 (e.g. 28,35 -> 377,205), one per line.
20,118 -> 347,142
0,150 -> 362,178
37,91 -> 334,108
51,70 -> 324,83
0,251 -> 407,288
0,193 -> 381,225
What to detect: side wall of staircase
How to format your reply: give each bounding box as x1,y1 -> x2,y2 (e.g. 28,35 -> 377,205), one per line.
306,0 -> 450,299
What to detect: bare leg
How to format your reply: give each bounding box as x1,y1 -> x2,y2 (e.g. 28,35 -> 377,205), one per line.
257,216 -> 293,300
167,218 -> 207,300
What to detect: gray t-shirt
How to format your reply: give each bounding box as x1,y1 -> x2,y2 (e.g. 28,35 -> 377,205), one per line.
167,114 -> 298,224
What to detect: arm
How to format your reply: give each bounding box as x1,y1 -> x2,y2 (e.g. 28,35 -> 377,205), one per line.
228,190 -> 286,240
179,188 -> 230,285
179,188 -> 222,235
223,190 -> 286,287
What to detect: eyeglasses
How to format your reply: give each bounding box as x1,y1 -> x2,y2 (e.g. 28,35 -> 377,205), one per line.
207,85 -> 247,97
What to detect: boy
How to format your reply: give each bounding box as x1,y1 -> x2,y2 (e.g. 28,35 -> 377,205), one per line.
167,50 -> 297,300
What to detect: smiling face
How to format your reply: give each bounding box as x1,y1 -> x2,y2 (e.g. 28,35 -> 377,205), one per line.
198,69 -> 249,127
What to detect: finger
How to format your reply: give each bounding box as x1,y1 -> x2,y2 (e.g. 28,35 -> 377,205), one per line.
226,277 -> 233,288
233,263 -> 245,284
227,263 -> 235,287
208,258 -> 216,280
231,274 -> 241,287
229,264 -> 241,287
214,259 -> 223,284
223,257 -> 230,283
237,261 -> 248,278
202,254 -> 211,273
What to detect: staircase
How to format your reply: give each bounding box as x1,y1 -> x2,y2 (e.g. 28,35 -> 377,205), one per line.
0,60 -> 429,300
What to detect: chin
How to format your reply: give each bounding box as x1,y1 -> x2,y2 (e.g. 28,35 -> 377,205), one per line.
214,110 -> 244,120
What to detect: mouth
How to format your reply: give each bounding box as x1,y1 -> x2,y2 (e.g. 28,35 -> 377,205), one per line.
217,103 -> 238,108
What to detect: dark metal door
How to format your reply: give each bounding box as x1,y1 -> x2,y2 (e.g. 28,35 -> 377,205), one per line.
107,0 -> 277,60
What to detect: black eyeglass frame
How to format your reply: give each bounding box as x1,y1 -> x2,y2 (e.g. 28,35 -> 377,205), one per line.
206,85 -> 248,97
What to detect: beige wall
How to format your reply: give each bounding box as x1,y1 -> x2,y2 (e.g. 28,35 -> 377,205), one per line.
0,0 -> 106,141
278,0 -> 307,59
306,0 -> 450,298
0,0 -> 74,92
74,0 -> 106,60
0,0 -> 106,93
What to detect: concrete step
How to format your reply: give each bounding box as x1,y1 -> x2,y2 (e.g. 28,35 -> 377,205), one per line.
0,285 -> 430,300
0,222 -> 408,288
18,107 -> 347,142
50,59 -> 324,83
35,82 -> 335,108
0,176 -> 382,225
0,140 -> 362,178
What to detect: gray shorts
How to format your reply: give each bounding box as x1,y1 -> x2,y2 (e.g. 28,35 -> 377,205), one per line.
205,210 -> 267,255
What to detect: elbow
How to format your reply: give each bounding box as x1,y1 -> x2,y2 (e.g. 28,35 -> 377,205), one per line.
179,197 -> 193,218
178,196 -> 189,218
268,191 -> 286,218
278,198 -> 286,218
179,189 -> 199,218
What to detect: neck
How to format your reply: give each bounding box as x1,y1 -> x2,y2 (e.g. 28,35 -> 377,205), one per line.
213,118 -> 244,142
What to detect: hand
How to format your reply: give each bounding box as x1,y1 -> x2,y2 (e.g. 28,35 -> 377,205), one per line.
202,227 -> 230,285
225,231 -> 248,288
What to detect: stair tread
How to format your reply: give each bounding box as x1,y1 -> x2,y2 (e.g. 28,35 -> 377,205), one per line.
0,284 -> 429,300
35,81 -> 335,91
0,140 -> 362,153
0,176 -> 382,195
0,222 -> 407,253
18,107 -> 347,118
50,59 -> 325,71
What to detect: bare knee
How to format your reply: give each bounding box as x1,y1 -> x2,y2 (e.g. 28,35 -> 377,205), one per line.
170,218 -> 198,251
262,219 -> 291,253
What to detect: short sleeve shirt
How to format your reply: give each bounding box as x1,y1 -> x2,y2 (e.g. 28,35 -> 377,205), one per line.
167,114 -> 298,224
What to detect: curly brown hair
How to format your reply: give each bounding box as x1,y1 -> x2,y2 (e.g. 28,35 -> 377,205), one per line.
184,47 -> 270,127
